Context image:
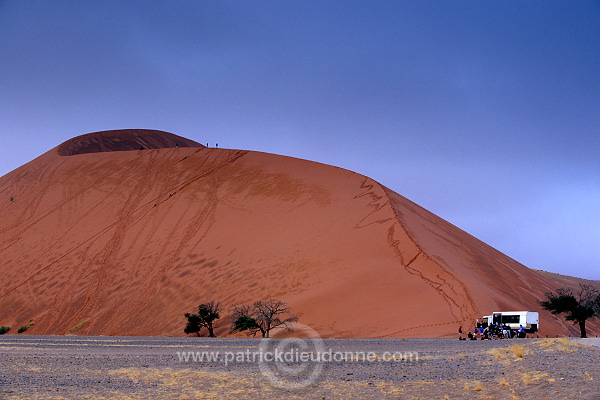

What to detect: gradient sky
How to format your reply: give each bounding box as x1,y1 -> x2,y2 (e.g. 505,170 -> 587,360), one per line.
1,1 -> 599,280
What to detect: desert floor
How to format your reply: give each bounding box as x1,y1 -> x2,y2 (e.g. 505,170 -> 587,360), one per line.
0,336 -> 598,399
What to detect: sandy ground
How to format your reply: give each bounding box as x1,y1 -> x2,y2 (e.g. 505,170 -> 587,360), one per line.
1,335 -> 598,399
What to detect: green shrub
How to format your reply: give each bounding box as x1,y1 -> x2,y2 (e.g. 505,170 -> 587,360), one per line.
0,326 -> 10,334
69,321 -> 87,333
17,323 -> 33,333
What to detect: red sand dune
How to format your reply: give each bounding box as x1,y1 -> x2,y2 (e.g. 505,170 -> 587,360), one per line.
0,129 -> 597,338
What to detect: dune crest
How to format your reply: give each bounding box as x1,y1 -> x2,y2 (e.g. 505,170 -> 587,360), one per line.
57,129 -> 205,156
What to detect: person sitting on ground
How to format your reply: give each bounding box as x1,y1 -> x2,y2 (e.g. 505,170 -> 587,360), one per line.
488,324 -> 496,339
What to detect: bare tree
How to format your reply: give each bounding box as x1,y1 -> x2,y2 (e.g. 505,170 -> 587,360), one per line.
231,299 -> 298,338
184,301 -> 222,337
540,284 -> 600,338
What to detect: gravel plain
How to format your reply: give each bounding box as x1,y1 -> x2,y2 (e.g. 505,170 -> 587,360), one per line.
1,335 -> 598,399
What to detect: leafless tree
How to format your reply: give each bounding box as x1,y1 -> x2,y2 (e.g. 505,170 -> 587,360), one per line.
231,299 -> 298,338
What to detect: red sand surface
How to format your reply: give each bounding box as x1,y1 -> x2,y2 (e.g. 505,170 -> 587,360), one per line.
0,130 -> 597,338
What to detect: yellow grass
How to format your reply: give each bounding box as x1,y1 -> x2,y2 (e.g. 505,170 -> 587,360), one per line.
519,371 -> 549,385
489,343 -> 531,363
537,337 -> 584,353
511,344 -> 528,358
463,380 -> 483,391
107,367 -> 259,397
489,347 -> 504,360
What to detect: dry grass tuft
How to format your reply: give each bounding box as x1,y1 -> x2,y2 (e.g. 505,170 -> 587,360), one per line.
519,370 -> 549,385
463,380 -> 483,392
511,343 -> 528,358
537,337 -> 583,353
489,343 -> 531,363
107,367 -> 259,397
489,347 -> 505,360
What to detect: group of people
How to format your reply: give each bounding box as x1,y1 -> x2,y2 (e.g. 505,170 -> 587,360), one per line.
458,324 -> 526,340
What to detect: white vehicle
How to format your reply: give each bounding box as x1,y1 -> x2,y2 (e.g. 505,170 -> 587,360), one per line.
477,311 -> 539,333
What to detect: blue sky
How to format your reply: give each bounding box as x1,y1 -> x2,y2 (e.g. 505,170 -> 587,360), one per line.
1,1 -> 599,279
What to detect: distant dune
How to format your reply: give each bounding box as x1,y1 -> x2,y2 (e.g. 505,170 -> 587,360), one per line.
0,129 -> 597,337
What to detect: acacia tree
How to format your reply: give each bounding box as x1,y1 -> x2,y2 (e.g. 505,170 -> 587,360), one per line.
184,301 -> 222,337
231,299 -> 298,338
539,284 -> 600,338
